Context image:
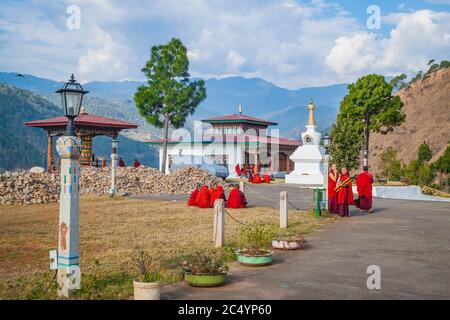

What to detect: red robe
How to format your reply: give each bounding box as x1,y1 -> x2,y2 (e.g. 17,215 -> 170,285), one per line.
210,186 -> 226,207
252,173 -> 262,184
187,189 -> 199,206
337,174 -> 354,205
133,160 -> 141,168
356,171 -> 373,210
242,167 -> 247,176
356,172 -> 373,198
328,172 -> 339,213
208,187 -> 217,207
196,186 -> 211,208
264,172 -> 271,183
118,159 -> 125,167
235,164 -> 241,176
226,188 -> 247,208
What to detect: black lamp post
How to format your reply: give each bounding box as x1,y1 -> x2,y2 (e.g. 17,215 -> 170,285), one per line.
56,74 -> 89,136
323,132 -> 331,155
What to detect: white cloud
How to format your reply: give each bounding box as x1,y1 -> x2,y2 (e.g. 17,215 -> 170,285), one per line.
325,10 -> 450,82
226,51 -> 246,71
0,1 -> 449,88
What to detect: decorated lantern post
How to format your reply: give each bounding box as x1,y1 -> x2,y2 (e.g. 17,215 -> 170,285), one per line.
55,74 -> 88,298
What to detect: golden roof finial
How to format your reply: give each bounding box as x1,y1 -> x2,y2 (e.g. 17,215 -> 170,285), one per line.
307,98 -> 315,126
80,106 -> 87,114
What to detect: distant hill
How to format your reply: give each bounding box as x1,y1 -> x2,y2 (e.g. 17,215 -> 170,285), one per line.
0,83 -> 158,171
370,67 -> 450,172
0,72 -> 348,138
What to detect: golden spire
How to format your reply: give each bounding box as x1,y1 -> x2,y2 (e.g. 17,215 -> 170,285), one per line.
307,97 -> 315,126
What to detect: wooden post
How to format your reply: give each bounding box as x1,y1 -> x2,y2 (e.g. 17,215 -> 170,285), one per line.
280,191 -> 288,228
47,132 -> 53,173
239,180 -> 245,194
213,199 -> 225,248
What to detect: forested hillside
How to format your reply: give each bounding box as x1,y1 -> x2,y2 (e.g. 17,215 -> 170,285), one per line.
0,84 -> 157,171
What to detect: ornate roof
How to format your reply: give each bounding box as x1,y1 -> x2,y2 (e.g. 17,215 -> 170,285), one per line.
202,114 -> 277,126
25,112 -> 138,130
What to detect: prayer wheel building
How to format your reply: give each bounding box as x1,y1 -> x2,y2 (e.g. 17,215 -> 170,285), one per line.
25,108 -> 138,172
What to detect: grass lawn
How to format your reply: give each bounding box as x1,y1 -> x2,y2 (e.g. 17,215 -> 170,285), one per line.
0,196 -> 336,299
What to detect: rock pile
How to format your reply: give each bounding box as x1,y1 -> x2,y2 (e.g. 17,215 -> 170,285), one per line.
0,171 -> 59,205
0,166 -> 225,205
160,166 -> 225,194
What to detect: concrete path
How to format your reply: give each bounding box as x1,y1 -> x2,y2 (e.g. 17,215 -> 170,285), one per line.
157,185 -> 450,300
133,183 -> 315,210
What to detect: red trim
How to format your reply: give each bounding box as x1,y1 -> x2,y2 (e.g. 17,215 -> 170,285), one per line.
25,113 -> 138,129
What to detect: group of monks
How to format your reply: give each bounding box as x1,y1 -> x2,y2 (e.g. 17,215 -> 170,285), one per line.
328,165 -> 373,217
187,183 -> 247,209
235,164 -> 271,184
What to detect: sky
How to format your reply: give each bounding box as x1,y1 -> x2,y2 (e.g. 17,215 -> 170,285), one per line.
0,0 -> 449,89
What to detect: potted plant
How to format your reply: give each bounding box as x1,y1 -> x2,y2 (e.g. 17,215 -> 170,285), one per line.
133,251 -> 162,300
272,233 -> 303,250
237,225 -> 274,267
182,252 -> 228,287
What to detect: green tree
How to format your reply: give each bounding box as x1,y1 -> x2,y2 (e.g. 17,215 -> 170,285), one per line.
389,73 -> 407,91
433,144 -> 450,190
336,74 -> 405,167
417,141 -> 432,164
329,116 -> 364,170
378,147 -> 402,181
134,38 -> 207,173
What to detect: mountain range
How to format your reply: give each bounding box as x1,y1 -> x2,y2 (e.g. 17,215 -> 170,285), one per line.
0,72 -> 347,137
0,71 -> 349,171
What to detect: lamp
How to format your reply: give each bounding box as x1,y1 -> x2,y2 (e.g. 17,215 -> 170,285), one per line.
323,132 -> 331,155
56,74 -> 89,136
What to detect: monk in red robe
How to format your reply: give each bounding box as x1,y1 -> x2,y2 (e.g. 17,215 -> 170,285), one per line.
208,186 -> 217,207
242,166 -> 247,177
327,163 -> 339,214
336,167 -> 354,217
235,164 -> 241,177
252,173 -> 262,184
264,172 -> 271,183
196,185 -> 211,208
187,185 -> 201,206
356,166 -> 373,213
226,184 -> 247,208
210,185 -> 226,207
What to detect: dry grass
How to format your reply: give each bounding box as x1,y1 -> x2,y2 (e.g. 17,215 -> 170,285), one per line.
0,196 -> 336,299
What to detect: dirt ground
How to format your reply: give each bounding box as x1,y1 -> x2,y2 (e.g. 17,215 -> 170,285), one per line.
0,196 -> 335,299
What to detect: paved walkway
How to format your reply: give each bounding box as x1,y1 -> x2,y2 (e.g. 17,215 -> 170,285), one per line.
153,184 -> 450,299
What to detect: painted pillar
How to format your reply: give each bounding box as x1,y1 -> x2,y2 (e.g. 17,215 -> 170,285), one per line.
47,132 -> 53,173
79,135 -> 92,166
55,136 -> 82,298
110,137 -> 118,196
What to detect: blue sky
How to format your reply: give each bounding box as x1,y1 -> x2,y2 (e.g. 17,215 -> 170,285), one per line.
0,0 -> 449,89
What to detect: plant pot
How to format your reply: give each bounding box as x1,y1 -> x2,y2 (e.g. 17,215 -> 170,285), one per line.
272,239 -> 302,250
133,280 -> 160,300
237,249 -> 273,266
184,273 -> 227,287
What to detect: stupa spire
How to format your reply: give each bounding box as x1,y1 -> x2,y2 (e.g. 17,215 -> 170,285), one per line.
307,97 -> 315,126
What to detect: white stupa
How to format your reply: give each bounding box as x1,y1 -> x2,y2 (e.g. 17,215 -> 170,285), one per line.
285,98 -> 326,186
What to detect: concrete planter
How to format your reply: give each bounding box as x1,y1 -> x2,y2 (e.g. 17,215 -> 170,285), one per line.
237,249 -> 273,266
272,239 -> 302,250
133,280 -> 160,300
184,273 -> 227,287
